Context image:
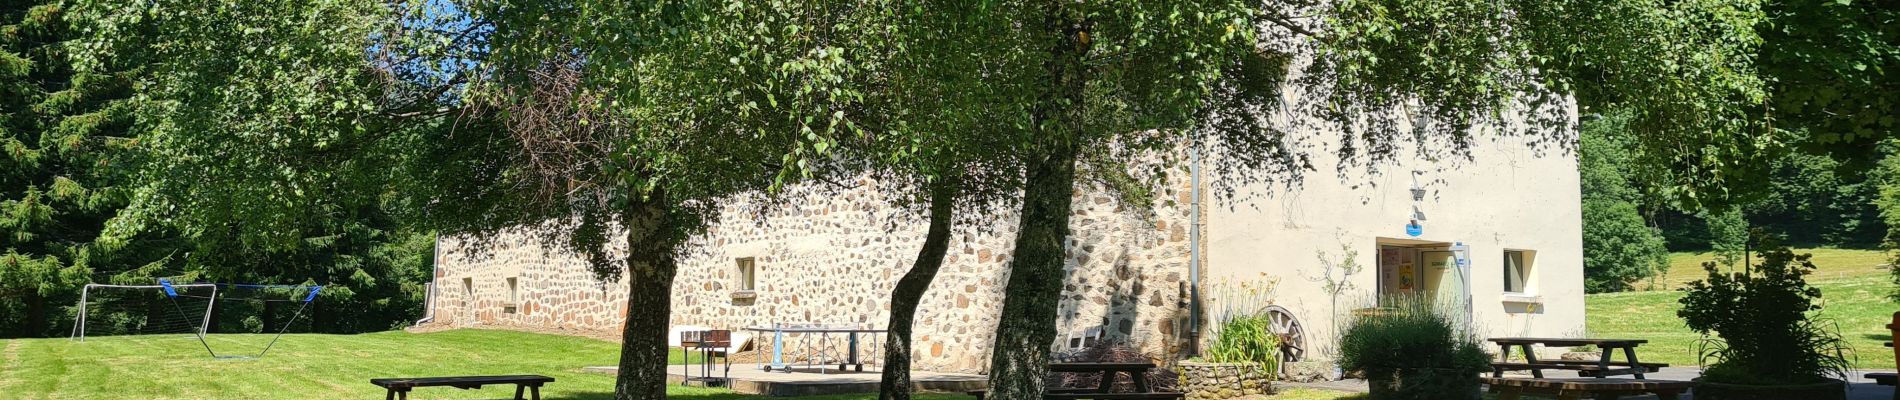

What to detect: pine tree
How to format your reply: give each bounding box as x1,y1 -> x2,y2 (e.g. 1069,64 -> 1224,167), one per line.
0,0 -> 154,337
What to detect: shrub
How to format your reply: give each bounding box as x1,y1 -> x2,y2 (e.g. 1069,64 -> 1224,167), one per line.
1200,313 -> 1280,376
1337,294 -> 1489,400
1677,232 -> 1852,385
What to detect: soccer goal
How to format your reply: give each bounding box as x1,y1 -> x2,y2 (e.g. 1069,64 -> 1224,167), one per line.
71,279 -> 322,359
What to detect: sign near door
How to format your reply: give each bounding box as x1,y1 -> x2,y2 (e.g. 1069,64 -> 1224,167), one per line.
1404,221 -> 1423,237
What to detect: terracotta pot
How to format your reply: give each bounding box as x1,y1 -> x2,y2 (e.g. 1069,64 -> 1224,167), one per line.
1691,378 -> 1846,400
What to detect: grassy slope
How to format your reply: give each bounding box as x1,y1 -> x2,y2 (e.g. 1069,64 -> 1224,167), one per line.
1588,249 -> 1897,370
0,329 -> 1361,400
1643,248 -> 1891,291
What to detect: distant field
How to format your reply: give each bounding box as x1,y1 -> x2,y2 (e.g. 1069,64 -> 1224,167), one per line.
1590,248 -> 1898,370
1640,248 -> 1892,291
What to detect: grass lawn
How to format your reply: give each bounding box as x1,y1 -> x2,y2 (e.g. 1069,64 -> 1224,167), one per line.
0,328 -> 1361,400
1588,248 -> 1898,370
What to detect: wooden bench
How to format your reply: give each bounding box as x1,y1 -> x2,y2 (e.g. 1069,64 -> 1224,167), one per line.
1544,360 -> 1669,377
1491,362 -> 1645,378
1483,377 -> 1691,400
370,375 -> 554,400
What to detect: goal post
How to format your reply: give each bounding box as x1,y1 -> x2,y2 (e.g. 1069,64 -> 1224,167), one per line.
70,282 -> 218,342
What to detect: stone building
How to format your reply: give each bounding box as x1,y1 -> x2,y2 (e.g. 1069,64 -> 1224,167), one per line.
421,112 -> 1587,374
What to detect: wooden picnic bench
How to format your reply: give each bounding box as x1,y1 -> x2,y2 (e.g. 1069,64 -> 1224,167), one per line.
369,375 -> 554,400
968,362 -> 1183,400
1489,337 -> 1653,379
1866,311 -> 1900,399
1483,377 -> 1692,400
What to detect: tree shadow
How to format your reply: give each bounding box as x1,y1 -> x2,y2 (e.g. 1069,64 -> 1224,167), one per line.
546,391 -> 759,400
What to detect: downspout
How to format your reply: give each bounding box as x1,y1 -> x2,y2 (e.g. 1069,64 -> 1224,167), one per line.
415,235 -> 441,326
1188,139 -> 1204,354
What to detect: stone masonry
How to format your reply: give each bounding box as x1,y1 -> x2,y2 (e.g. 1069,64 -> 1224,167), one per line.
425,175 -> 1196,374
1176,361 -> 1271,400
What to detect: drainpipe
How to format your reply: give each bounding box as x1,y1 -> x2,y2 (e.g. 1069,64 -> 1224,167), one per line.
1188,139 -> 1204,353
415,235 -> 441,326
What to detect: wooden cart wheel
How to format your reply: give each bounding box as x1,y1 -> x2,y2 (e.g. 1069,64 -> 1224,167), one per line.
1264,305 -> 1305,362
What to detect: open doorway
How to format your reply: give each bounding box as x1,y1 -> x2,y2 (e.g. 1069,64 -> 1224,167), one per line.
1374,238 -> 1470,323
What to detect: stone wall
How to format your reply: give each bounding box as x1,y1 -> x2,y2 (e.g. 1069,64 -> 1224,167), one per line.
1176,361 -> 1271,400
424,175 -> 1196,374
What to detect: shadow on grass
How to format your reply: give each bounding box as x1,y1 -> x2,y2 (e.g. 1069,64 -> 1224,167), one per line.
547,392 -> 756,400
1864,333 -> 1892,342
546,392 -> 980,400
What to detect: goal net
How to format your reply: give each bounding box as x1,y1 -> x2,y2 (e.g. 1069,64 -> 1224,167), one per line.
71,279 -> 321,359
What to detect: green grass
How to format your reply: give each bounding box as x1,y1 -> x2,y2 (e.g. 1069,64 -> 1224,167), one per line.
1589,248 -> 1898,370
0,328 -> 1357,400
0,329 -> 917,400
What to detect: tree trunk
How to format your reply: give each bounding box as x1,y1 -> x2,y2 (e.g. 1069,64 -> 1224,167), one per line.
26,291 -> 47,336
879,182 -> 959,400
988,5 -> 1090,398
615,188 -> 683,400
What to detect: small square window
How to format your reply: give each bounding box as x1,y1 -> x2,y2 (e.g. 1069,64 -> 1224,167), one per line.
1504,250 -> 1533,293
736,257 -> 757,291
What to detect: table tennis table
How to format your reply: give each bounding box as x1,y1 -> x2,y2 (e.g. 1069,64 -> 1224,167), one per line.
744,324 -> 887,373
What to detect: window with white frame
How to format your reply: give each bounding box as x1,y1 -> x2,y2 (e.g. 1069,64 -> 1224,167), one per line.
736,257 -> 756,291
1504,250 -> 1533,293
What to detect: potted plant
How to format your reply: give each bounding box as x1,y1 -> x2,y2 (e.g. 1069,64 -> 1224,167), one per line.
1337,294 -> 1489,400
1677,233 -> 1852,400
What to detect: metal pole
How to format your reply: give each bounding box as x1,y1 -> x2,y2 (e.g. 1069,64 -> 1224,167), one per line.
256,297 -> 314,358
72,284 -> 90,341
199,285 -> 218,336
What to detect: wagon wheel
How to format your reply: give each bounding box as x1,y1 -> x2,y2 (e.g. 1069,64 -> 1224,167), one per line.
1263,305 -> 1305,363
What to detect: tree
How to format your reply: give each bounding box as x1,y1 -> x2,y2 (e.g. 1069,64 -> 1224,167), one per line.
1578,113 -> 1668,293
67,1 -> 832,398
837,6 -> 1030,399
0,0 -> 165,337
66,2 -> 1780,400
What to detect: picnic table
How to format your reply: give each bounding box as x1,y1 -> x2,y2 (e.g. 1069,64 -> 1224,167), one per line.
369,375 -> 554,400
1488,337 -> 1659,379
969,362 -> 1182,400
744,324 -> 886,373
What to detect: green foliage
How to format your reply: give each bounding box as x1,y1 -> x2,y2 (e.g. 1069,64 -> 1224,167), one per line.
0,0 -> 436,338
1200,314 -> 1280,376
1758,0 -> 1900,160
0,0 -> 160,337
1308,0 -> 1769,207
1336,294 -> 1489,400
1579,113 -> 1668,293
1677,232 -> 1852,385
1706,209 -> 1750,268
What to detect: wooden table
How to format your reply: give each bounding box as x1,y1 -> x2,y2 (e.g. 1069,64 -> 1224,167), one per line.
1048,362 -> 1161,393
1488,337 -> 1651,379
968,363 -> 1183,400
369,375 -> 554,400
